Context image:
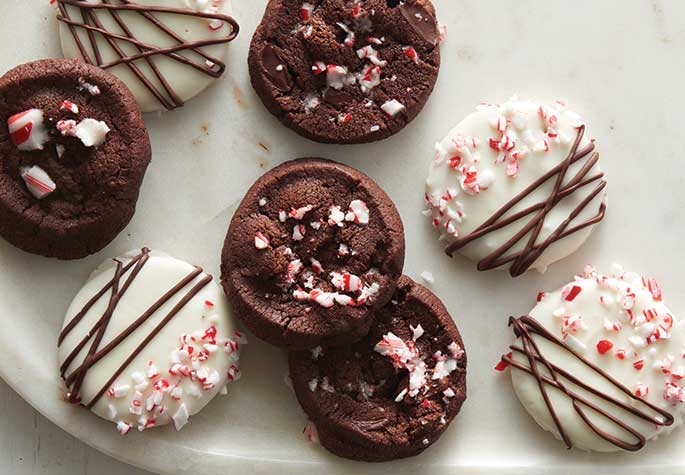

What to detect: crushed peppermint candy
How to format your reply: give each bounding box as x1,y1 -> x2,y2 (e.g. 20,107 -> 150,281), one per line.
375,331 -> 461,399
300,2 -> 315,22
7,109 -> 49,151
254,231 -> 270,249
57,117 -> 110,147
326,65 -> 355,90
59,100 -> 79,114
381,99 -> 406,118
77,77 -> 101,96
20,165 -> 56,199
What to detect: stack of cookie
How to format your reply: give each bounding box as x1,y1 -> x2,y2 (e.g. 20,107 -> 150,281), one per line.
220,158 -> 467,462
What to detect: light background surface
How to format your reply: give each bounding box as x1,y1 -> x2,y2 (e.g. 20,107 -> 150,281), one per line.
1,0 -> 684,474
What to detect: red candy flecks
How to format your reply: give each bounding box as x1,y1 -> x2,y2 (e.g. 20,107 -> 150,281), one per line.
562,285 -> 583,301
494,352 -> 512,372
596,339 -> 614,355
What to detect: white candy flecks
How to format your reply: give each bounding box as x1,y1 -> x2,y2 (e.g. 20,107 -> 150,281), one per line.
326,65 -> 356,90
381,99 -> 406,118
57,117 -> 110,147
74,118 -> 110,147
375,330 -> 462,400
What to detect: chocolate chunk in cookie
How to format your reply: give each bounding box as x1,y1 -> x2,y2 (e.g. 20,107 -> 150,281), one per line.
221,158 -> 405,349
248,0 -> 442,144
289,276 -> 467,461
0,59 -> 151,259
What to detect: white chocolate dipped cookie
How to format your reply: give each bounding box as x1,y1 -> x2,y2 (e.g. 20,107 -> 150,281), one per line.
497,265 -> 685,452
55,0 -> 239,112
424,97 -> 607,277
57,248 -> 245,435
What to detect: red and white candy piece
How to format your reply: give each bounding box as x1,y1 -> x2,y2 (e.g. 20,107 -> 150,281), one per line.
402,46 -> 419,63
20,165 -> 56,199
330,272 -> 362,293
292,224 -> 306,241
289,204 -> 313,220
311,61 -> 327,76
326,65 -> 355,90
356,45 -> 386,66
7,109 -> 49,151
255,232 -> 269,249
116,421 -> 132,435
59,100 -> 79,114
634,383 -> 649,398
300,2 -> 315,22
345,199 -> 369,224
381,99 -> 406,118
328,206 -> 346,226
57,118 -> 110,147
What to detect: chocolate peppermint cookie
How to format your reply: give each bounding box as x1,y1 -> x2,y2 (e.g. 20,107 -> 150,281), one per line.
0,59 -> 151,259
221,158 -> 405,349
289,276 -> 467,462
248,0 -> 442,144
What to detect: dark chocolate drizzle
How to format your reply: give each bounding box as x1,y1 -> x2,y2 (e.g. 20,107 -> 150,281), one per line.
58,248 -> 212,408
445,126 -> 607,277
501,316 -> 674,451
56,0 -> 240,111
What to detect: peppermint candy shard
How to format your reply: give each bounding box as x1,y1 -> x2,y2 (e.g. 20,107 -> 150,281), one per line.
20,165 -> 56,199
7,108 -> 49,151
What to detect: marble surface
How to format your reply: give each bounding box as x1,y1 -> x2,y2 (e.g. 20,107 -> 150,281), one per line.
1,0 -> 685,474
0,380 -> 151,475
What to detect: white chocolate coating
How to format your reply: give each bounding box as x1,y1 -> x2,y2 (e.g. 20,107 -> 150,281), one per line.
510,266 -> 685,452
57,250 -> 244,434
57,0 -> 234,113
424,97 -> 606,273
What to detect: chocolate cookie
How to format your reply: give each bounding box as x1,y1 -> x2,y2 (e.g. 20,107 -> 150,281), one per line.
0,59 -> 151,259
248,0 -> 442,144
289,276 -> 467,462
221,158 -> 405,349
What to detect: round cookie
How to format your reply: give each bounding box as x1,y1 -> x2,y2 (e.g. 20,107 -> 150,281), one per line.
424,97 -> 607,277
498,265 -> 685,452
56,0 -> 240,112
289,276 -> 467,462
0,59 -> 151,259
248,0 -> 442,144
221,158 -> 405,349
58,248 -> 245,435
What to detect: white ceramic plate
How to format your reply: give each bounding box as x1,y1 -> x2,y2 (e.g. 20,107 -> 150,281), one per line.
2,0 -> 685,473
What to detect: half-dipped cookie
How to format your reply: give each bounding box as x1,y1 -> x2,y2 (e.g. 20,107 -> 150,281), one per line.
0,59 -> 151,259
221,158 -> 405,349
289,276 -> 467,461
248,0 -> 443,144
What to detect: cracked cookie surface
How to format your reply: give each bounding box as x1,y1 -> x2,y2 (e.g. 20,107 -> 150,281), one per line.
220,158 -> 405,349
289,276 -> 467,461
